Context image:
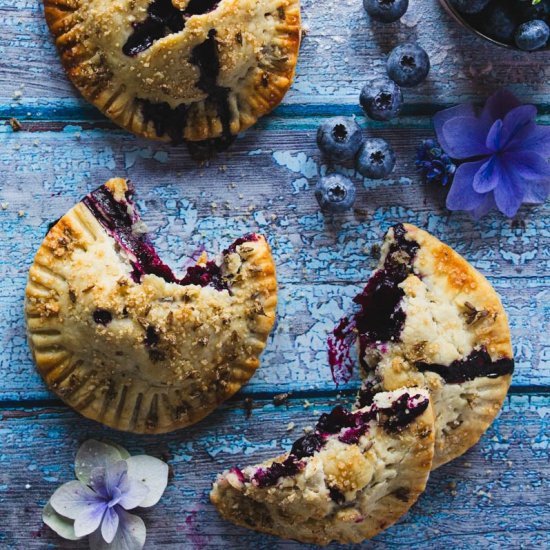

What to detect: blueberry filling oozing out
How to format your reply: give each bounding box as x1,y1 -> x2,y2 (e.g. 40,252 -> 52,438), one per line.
83,182 -> 251,290
122,0 -> 220,57
251,393 -> 429,488
138,27 -> 233,151
328,223 -> 419,385
416,347 -> 514,384
93,308 -> 112,325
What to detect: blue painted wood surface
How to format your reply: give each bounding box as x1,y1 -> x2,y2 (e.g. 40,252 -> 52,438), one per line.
0,0 -> 549,548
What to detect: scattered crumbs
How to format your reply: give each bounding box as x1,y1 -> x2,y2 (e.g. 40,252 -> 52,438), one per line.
303,425 -> 313,434
313,409 -> 320,416
7,117 -> 22,131
219,165 -> 227,172
476,489 -> 492,499
18,210 -> 26,217
463,461 -> 472,468
273,392 -> 292,406
286,422 -> 295,432
211,202 -> 218,209
243,397 -> 253,419
447,481 -> 457,497
303,400 -> 311,409
1,202 -> 8,210
506,460 -> 513,467
25,484 -> 31,490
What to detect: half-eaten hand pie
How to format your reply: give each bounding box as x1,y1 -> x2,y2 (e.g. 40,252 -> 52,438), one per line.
329,223 -> 514,468
42,0 -> 301,144
211,387 -> 434,545
25,178 -> 277,433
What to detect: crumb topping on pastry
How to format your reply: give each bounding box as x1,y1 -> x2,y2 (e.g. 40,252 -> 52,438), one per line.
43,0 -> 301,144
25,178 -> 277,434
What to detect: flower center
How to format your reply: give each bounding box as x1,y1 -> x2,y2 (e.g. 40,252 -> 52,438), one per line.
107,486 -> 123,508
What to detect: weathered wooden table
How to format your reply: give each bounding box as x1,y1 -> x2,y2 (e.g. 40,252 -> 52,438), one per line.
1,0 -> 549,548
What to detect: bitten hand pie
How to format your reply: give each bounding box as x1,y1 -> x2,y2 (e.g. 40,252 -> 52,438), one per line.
211,388 -> 435,545
25,178 -> 277,433
43,0 -> 301,144
330,223 -> 514,468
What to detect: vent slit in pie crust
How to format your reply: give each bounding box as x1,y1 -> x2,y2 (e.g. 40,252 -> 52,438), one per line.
211,388 -> 435,545
43,0 -> 301,145
329,223 -> 514,468
25,178 -> 277,433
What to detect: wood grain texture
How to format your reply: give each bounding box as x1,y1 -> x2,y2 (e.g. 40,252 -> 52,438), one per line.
0,0 -> 549,547
0,394 -> 548,549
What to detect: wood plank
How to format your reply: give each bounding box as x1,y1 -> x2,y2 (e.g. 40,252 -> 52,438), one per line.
0,393 -> 548,548
4,0 -> 550,112
1,126 -> 548,400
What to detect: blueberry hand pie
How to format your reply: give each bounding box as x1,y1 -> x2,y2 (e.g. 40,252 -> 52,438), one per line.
330,223 -> 514,468
43,0 -> 301,144
25,178 -> 277,433
211,388 -> 434,544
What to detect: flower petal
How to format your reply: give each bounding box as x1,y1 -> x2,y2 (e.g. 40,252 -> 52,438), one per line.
118,478 -> 150,511
90,467 -> 109,499
485,120 -> 503,151
446,160 -> 488,211
480,89 -> 522,127
469,194 -> 497,220
493,168 -> 525,218
89,509 -> 146,550
523,179 -> 550,204
125,455 -> 169,508
42,500 -> 82,541
500,105 -> 537,148
502,151 -> 550,180
73,501 -> 107,538
50,480 -> 103,520
506,123 -> 550,157
76,440 -> 129,485
105,461 -> 128,497
473,156 -> 502,193
442,117 -> 491,159
101,507 -> 120,544
433,103 -> 476,153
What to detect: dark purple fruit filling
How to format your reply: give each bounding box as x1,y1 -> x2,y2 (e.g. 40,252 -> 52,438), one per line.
416,347 -> 514,384
328,223 -> 418,385
381,393 -> 429,433
223,233 -> 260,254
137,28 -> 233,152
228,467 -> 245,483
252,456 -> 302,488
329,486 -> 345,504
316,405 -> 356,434
338,424 -> 370,445
355,381 -> 377,408
290,433 -> 325,459
93,309 -> 112,325
122,0 -> 220,57
83,182 -> 251,290
179,260 -> 228,291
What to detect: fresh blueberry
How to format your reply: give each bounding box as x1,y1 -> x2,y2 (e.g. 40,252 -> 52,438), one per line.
481,4 -> 516,44
386,43 -> 430,87
363,0 -> 409,23
515,19 -> 550,50
356,138 -> 396,179
316,117 -> 363,162
360,77 -> 403,121
315,174 -> 357,212
449,0 -> 490,14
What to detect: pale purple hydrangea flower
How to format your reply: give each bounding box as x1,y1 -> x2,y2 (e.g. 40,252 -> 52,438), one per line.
434,89 -> 550,218
43,440 -> 169,550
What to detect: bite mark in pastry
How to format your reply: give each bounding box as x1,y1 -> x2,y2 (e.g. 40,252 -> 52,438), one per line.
25,178 -> 277,433
42,0 -> 301,145
211,388 -> 435,545
329,223 -> 514,468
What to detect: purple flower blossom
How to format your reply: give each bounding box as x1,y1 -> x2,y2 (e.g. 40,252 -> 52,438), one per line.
415,138 -> 456,186
434,89 -> 550,218
43,440 -> 169,550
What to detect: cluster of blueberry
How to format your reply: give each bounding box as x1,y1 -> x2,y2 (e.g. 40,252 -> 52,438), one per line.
314,0 -> 430,213
452,0 -> 550,51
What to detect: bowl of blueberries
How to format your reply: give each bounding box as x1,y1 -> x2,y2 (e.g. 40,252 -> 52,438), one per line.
441,0 -> 550,51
